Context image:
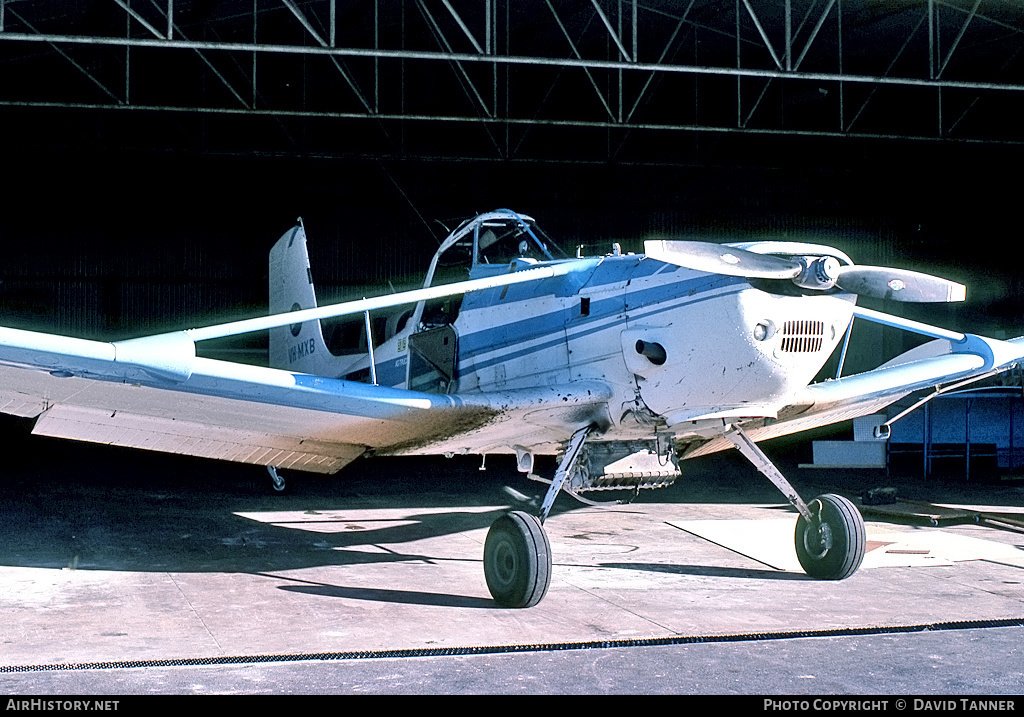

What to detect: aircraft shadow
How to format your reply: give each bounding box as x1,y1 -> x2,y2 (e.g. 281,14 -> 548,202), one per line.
272,577 -> 496,609
2,431 -> 1019,584
0,440 -> 516,576
597,562 -> 810,581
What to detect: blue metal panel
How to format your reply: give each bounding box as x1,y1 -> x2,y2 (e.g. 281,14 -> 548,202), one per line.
888,389 -> 1024,476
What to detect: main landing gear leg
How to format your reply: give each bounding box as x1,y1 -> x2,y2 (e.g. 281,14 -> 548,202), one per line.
723,425 -> 866,580
483,426 -> 591,608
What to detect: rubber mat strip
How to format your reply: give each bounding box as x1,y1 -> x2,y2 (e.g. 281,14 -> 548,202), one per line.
3,617 -> 1023,673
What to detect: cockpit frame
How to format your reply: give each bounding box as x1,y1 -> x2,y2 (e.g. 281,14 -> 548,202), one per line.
408,209 -> 562,331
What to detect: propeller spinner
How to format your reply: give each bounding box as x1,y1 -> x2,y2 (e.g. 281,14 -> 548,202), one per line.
644,240 -> 966,303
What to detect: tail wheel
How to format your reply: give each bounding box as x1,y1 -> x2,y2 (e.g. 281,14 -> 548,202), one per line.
483,511 -> 552,608
795,493 -> 866,580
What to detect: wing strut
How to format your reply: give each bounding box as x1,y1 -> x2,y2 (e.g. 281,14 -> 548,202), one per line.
873,367 -> 1007,440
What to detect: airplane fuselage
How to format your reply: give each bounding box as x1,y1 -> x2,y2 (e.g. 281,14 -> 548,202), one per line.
270,213 -> 857,457
445,253 -> 855,445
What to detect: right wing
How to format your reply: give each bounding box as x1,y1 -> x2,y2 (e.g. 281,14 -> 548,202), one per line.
681,333 -> 1024,459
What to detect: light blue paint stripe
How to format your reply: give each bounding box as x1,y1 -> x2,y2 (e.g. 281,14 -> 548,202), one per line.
457,278 -> 742,373
456,256 -> 659,355
458,271 -> 740,362
458,282 -> 747,376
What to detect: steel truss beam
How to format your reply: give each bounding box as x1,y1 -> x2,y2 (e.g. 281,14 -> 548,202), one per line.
0,0 -> 1021,157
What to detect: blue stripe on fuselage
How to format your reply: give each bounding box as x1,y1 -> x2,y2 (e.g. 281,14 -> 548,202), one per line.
455,258 -> 746,375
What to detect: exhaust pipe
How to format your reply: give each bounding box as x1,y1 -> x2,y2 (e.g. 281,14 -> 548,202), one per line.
635,340 -> 667,366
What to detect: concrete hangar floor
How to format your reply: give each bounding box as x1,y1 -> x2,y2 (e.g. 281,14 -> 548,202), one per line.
0,432 -> 1022,695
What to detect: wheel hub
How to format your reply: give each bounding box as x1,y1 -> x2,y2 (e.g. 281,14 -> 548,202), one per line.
492,540 -> 518,586
803,519 -> 834,559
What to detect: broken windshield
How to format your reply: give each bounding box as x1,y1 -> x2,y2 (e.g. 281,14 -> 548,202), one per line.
427,210 -> 567,288
475,215 -> 564,265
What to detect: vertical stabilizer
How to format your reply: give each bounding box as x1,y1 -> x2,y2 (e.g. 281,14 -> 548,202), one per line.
268,222 -> 332,374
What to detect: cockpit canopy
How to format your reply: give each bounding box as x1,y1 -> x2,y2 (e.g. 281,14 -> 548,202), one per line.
475,215 -> 561,265
431,209 -> 566,281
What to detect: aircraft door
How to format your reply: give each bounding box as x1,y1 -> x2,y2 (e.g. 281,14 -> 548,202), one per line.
408,325 -> 457,394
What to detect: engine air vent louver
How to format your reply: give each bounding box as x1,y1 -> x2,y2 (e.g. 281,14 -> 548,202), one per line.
780,320 -> 824,353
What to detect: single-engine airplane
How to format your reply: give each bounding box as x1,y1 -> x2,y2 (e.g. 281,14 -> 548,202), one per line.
0,208 -> 1018,607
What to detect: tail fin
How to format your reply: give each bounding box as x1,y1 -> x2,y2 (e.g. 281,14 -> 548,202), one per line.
268,222 -> 332,373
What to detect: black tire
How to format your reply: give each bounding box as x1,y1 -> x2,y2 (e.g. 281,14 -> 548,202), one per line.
271,478 -> 289,494
483,511 -> 552,608
267,467 -> 290,495
794,493 -> 866,580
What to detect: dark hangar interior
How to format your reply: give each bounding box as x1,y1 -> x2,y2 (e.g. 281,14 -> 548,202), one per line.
1,1 -> 1023,473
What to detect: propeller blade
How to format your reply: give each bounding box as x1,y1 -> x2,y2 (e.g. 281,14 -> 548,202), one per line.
644,239 -> 967,303
644,240 -> 802,280
834,266 -> 967,303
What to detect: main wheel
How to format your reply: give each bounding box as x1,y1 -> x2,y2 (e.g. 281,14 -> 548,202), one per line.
795,493 -> 866,580
483,511 -> 552,608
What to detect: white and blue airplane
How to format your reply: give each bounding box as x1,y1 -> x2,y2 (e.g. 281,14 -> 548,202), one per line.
0,208 -> 1016,607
